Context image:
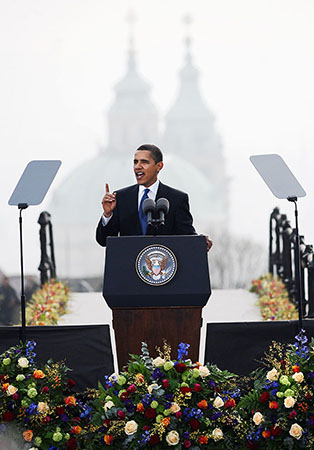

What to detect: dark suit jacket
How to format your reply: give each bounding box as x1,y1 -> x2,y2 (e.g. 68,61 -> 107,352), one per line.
96,182 -> 196,247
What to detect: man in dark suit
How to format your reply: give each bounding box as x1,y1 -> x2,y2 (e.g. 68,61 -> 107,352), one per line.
96,144 -> 212,250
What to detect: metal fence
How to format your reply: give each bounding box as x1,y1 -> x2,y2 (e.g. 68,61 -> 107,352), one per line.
269,207 -> 314,317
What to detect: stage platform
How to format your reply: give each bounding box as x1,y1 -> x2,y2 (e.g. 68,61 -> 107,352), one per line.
60,289 -> 261,369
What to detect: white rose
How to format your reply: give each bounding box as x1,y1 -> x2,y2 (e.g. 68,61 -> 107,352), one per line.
125,420 -> 138,435
104,401 -> 114,411
289,423 -> 303,440
152,356 -> 165,367
148,383 -> 159,395
284,396 -> 296,408
212,427 -> 224,441
7,385 -> 18,396
213,396 -> 224,408
253,412 -> 264,425
199,365 -> 210,378
267,368 -> 279,381
170,402 -> 181,414
37,402 -> 49,414
292,372 -> 304,383
166,430 -> 180,446
18,357 -> 29,368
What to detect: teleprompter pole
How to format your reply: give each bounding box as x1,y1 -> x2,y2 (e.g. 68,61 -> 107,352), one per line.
288,197 -> 303,330
18,203 -> 28,342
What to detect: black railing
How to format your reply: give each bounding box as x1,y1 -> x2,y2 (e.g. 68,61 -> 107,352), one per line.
38,211 -> 56,286
269,207 -> 314,317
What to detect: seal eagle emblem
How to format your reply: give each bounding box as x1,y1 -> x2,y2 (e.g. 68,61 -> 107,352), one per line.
136,245 -> 177,285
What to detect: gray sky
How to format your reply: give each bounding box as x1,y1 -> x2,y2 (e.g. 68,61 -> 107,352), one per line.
1,0 -> 314,275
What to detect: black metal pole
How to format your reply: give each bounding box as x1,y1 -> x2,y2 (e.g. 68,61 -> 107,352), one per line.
18,203 -> 28,342
288,197 -> 303,330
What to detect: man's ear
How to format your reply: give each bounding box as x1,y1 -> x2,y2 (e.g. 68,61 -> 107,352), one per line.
157,161 -> 164,172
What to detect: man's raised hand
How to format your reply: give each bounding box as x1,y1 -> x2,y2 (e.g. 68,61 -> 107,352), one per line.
101,183 -> 117,218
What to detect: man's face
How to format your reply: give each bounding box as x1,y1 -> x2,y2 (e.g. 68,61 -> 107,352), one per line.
133,150 -> 163,187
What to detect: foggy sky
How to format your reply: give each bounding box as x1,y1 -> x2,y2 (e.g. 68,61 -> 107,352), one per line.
1,0 -> 314,276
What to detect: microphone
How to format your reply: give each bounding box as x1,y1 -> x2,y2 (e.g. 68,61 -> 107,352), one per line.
156,198 -> 169,225
142,198 -> 156,226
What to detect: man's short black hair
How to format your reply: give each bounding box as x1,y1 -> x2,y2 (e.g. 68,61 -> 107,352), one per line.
136,144 -> 163,163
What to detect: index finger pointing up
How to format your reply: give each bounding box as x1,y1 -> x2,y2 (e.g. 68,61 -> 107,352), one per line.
105,183 -> 110,193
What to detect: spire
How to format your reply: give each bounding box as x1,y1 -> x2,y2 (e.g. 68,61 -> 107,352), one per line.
126,9 -> 136,72
183,13 -> 193,65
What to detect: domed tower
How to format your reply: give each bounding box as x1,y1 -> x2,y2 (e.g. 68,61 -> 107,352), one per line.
48,12 -> 160,278
162,16 -> 229,224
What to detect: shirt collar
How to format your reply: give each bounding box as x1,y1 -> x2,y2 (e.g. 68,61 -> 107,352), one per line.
139,179 -> 159,196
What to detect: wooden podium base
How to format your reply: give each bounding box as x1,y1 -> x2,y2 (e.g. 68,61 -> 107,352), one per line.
112,306 -> 202,369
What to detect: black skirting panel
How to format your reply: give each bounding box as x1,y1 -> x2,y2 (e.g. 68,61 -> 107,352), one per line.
0,325 -> 114,391
204,319 -> 314,376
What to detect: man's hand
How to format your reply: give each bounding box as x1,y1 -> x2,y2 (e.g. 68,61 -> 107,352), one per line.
205,235 -> 213,252
101,183 -> 117,218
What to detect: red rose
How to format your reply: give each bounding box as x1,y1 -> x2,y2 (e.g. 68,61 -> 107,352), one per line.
259,391 -> 270,403
289,410 -> 297,420
270,425 -> 283,437
12,393 -> 19,401
162,379 -> 169,389
190,418 -> 200,430
42,386 -> 49,393
127,384 -> 136,393
193,383 -> 202,392
67,379 -> 76,389
72,416 -> 81,423
120,391 -> 129,401
66,437 -> 78,450
3,411 -> 14,422
180,386 -> 192,394
117,410 -> 126,419
224,398 -> 236,408
143,425 -> 150,431
150,435 -> 160,446
175,363 -> 187,373
56,407 -> 65,416
104,419 -> 111,427
306,393 -> 312,400
145,408 -> 157,419
42,415 -> 51,423
183,440 -> 191,448
176,411 -> 182,418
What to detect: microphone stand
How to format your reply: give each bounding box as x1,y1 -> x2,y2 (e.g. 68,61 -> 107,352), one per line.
18,203 -> 28,343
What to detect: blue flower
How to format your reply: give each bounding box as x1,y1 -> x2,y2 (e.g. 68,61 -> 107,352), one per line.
177,343 -> 190,361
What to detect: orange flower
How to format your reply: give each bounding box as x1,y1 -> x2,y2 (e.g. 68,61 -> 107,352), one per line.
135,373 -> 145,384
262,430 -> 271,439
199,435 -> 208,444
104,434 -> 114,445
65,396 -> 77,406
136,402 -> 144,412
269,401 -> 279,410
162,417 -> 171,427
71,425 -> 82,434
23,430 -> 33,442
197,400 -> 208,410
2,383 -> 9,391
33,370 -> 45,379
292,365 -> 300,373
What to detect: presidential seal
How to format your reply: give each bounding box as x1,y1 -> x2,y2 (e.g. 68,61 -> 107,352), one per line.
136,245 -> 177,285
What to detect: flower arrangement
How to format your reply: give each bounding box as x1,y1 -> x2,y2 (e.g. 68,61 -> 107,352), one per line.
86,342 -> 244,449
1,334 -> 314,449
0,339 -> 91,449
26,280 -> 69,326
251,274 -> 298,321
238,329 -> 314,449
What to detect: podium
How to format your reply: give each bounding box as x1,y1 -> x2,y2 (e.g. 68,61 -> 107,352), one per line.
103,235 -> 211,368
